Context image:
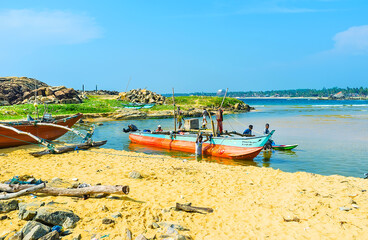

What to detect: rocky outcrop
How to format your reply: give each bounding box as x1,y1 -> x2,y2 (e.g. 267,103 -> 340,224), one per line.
0,77 -> 82,105
0,77 -> 48,105
22,86 -> 82,104
118,89 -> 166,105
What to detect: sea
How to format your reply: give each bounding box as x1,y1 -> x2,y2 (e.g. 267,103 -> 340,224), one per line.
60,99 -> 368,178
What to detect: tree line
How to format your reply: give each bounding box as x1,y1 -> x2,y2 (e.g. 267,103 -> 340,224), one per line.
186,87 -> 368,98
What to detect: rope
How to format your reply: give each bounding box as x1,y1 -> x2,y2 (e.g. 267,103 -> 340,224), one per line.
226,115 -> 264,135
85,149 -> 172,159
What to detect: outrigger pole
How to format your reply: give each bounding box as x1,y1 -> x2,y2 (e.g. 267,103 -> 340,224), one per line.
36,123 -> 95,143
0,122 -> 105,156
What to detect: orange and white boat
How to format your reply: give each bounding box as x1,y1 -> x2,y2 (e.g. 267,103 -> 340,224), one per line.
129,130 -> 274,160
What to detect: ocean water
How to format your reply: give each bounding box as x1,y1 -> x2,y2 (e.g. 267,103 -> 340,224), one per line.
60,99 -> 368,178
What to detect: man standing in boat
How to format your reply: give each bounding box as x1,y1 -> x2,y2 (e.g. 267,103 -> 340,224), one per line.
202,108 -> 209,127
216,108 -> 223,135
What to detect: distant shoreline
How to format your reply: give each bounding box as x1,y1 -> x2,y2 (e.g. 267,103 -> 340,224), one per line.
236,96 -> 368,100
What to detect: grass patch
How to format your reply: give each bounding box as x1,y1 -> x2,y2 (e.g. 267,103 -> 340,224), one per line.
0,95 -> 244,120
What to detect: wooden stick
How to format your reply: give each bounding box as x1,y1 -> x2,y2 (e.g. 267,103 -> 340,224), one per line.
172,88 -> 176,132
0,184 -> 129,195
176,203 -> 213,214
220,88 -> 229,108
0,183 -> 45,200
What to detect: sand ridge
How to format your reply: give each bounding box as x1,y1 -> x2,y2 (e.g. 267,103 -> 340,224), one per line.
0,147 -> 368,239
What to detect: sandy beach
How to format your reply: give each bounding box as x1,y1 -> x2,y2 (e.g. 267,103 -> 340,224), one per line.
0,147 -> 367,240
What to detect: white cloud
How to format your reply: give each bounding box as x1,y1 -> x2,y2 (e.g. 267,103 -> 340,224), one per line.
332,25 -> 368,54
0,9 -> 101,45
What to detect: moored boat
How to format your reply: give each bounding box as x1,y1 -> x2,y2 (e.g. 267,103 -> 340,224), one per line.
272,144 -> 298,150
129,130 -> 275,160
0,113 -> 83,148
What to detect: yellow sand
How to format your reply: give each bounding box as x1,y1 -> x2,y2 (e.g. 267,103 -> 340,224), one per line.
1,147 -> 368,239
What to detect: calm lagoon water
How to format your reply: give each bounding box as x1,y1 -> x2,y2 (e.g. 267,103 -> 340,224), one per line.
60,99 -> 368,178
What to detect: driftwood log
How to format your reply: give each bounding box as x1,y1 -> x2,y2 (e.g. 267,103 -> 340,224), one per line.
30,140 -> 107,157
176,203 -> 214,214
0,183 -> 46,200
0,184 -> 129,197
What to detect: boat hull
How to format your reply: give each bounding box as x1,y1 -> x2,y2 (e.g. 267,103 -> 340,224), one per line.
129,132 -> 274,160
0,113 -> 83,148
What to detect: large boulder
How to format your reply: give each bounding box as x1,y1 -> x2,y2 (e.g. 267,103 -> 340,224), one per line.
21,221 -> 50,238
34,207 -> 80,227
0,200 -> 19,213
18,202 -> 45,220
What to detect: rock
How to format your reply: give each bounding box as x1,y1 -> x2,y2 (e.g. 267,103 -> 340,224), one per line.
18,202 -> 45,220
0,77 -> 48,105
0,200 -> 19,213
38,231 -> 59,240
151,222 -> 160,229
34,207 -> 80,227
129,171 -> 143,179
125,229 -> 132,240
134,234 -> 147,240
102,205 -> 109,211
111,212 -> 122,218
21,221 -> 51,238
62,217 -> 77,229
8,232 -> 22,240
102,218 -> 115,224
118,89 -> 166,105
176,235 -> 192,240
23,225 -> 49,240
72,234 -> 81,240
0,215 -> 8,220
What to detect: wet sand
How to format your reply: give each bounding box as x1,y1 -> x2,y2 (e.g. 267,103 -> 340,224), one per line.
1,147 -> 368,239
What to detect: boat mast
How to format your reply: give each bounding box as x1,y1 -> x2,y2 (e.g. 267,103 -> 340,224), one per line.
172,88 -> 176,132
220,88 -> 228,108
34,79 -> 39,119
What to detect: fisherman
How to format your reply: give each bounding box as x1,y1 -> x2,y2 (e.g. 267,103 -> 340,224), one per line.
195,132 -> 209,159
263,123 -> 274,149
264,123 -> 270,135
216,108 -> 223,135
202,108 -> 209,126
177,109 -> 184,129
243,125 -> 254,137
156,125 -> 163,132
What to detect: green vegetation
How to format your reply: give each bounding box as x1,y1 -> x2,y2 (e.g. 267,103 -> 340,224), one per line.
0,95 -> 243,120
177,87 -> 368,98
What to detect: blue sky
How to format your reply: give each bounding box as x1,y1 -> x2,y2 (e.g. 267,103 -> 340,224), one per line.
0,0 -> 367,93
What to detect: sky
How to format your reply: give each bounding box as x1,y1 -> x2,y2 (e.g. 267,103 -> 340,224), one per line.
0,0 -> 367,93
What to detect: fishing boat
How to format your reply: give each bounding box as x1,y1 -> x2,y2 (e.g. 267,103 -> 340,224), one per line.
129,130 -> 275,160
272,144 -> 298,150
0,113 -> 83,148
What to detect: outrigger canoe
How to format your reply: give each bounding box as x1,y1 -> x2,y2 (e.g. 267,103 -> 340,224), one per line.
0,113 -> 82,148
272,144 -> 298,150
129,130 -> 275,160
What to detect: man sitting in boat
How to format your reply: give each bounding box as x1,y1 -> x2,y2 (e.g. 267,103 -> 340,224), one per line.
264,123 -> 270,135
263,123 -> 274,149
243,125 -> 255,137
156,125 -> 163,132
